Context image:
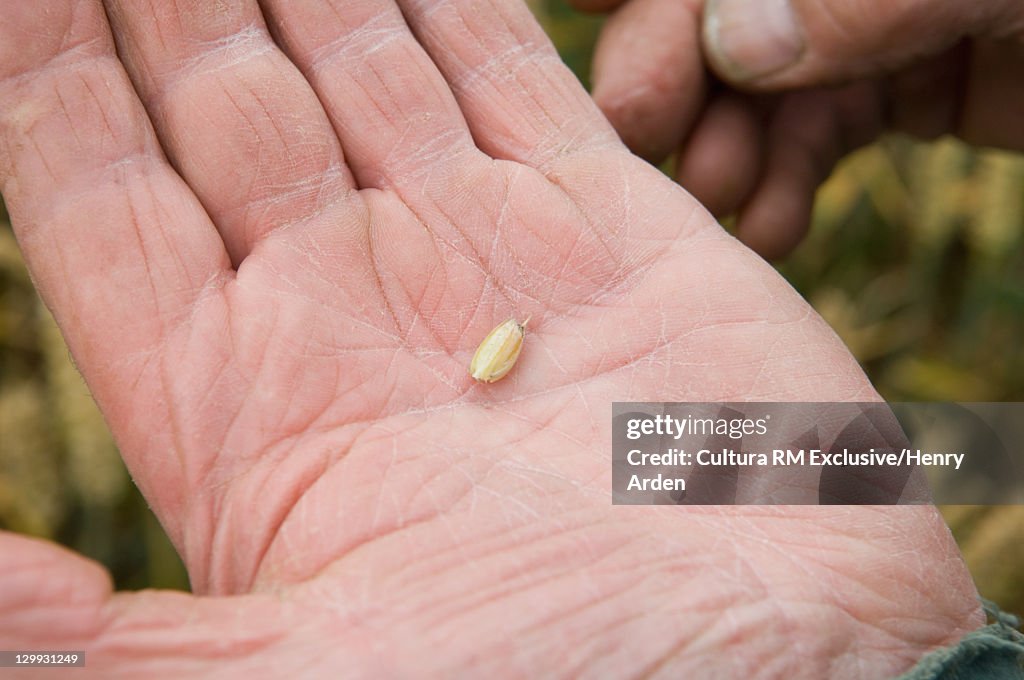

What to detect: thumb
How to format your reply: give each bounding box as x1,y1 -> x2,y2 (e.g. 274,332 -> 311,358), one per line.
0,531 -> 303,673
702,0 -> 1024,86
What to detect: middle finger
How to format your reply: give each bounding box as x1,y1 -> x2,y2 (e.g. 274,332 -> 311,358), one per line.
104,0 -> 358,265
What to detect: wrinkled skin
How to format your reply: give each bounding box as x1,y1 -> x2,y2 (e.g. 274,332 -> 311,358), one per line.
0,1 -> 981,677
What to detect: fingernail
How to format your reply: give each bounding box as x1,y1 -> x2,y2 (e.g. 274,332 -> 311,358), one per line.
704,0 -> 804,81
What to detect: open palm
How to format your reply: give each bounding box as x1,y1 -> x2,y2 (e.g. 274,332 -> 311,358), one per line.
0,0 -> 980,676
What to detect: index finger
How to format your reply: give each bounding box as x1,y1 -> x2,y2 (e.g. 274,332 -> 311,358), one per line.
590,0 -> 707,163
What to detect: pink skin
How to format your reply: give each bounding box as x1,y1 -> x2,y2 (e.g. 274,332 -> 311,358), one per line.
581,0 -> 1024,259
0,1 -> 981,677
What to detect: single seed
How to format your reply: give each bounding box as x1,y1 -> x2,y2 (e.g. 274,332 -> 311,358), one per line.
469,317 -> 528,383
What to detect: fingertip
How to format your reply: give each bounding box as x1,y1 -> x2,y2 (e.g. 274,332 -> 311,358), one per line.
675,95 -> 763,217
0,532 -> 113,644
593,85 -> 683,163
733,91 -> 848,260
590,0 -> 706,162
702,0 -> 804,85
734,187 -> 814,261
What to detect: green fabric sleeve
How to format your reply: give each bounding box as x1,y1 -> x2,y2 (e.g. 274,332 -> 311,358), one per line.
897,600 -> 1024,679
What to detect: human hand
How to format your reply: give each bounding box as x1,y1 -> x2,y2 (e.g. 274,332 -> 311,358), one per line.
581,0 -> 1024,258
0,0 -> 981,676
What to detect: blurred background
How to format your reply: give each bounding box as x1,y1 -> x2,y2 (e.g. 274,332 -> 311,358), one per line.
1,0 -> 1022,616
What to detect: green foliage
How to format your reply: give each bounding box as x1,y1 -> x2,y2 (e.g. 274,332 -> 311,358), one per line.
0,201 -> 190,591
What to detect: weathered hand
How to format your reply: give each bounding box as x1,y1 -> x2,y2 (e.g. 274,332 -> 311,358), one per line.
582,0 -> 1024,258
0,1 -> 980,676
